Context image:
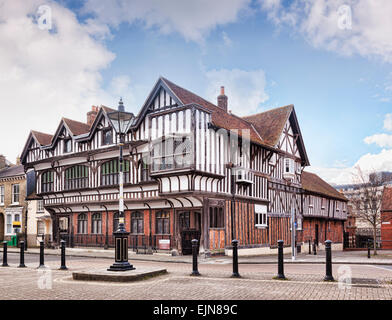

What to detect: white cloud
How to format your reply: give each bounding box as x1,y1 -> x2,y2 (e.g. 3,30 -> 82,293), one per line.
0,0 -> 118,162
260,0 -> 392,63
384,114 -> 392,131
364,134 -> 392,148
308,149 -> 392,185
204,68 -> 269,116
82,0 -> 252,43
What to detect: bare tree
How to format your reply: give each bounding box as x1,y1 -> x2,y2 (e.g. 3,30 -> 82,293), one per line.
351,167 -> 383,255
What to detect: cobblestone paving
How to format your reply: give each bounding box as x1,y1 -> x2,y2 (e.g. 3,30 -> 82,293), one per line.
1,258 -> 392,300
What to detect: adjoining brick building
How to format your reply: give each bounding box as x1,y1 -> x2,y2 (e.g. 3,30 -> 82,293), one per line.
381,186 -> 392,249
0,156 -> 27,244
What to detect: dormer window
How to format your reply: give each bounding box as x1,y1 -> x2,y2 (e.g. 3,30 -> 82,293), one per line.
102,128 -> 113,146
64,138 -> 72,154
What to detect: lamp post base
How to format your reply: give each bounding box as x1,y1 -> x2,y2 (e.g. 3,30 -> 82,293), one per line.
108,262 -> 135,272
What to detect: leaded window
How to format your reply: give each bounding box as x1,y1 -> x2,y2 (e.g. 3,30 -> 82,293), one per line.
91,213 -> 102,234
152,136 -> 192,171
156,211 -> 170,234
77,213 -> 87,234
41,171 -> 54,193
64,165 -> 89,190
101,159 -> 130,186
131,211 -> 144,234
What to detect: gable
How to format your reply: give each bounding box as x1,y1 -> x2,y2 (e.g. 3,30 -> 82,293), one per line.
133,78 -> 183,128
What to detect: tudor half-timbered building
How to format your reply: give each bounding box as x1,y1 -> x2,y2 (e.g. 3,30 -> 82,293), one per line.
21,77 -> 348,255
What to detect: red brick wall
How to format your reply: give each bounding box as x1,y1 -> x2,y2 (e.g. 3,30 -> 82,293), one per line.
302,218 -> 343,245
381,211 -> 392,249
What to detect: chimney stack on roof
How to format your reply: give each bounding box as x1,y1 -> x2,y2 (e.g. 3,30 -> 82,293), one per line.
217,86 -> 228,112
0,155 -> 7,170
87,106 -> 99,127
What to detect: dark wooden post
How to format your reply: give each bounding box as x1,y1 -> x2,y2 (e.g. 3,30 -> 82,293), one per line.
308,239 -> 311,255
2,241 -> 8,267
18,241 -> 26,268
324,240 -> 334,281
191,239 -> 200,276
313,240 -> 317,255
367,240 -> 371,259
277,240 -> 286,279
231,240 -> 240,278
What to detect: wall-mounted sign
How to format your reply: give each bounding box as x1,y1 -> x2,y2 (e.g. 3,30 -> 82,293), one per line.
12,221 -> 21,228
158,239 -> 170,250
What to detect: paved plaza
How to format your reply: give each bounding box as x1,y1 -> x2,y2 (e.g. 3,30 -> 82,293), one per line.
1,252 -> 392,300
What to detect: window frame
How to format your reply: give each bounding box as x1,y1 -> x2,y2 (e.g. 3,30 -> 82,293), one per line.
101,159 -> 130,186
0,185 -> 4,205
37,200 -> 44,213
101,128 -> 113,146
155,211 -> 170,235
11,184 -> 20,204
131,211 -> 144,234
151,135 -> 193,172
77,213 -> 88,234
64,165 -> 89,190
37,220 -> 45,236
63,138 -> 73,154
91,213 -> 102,234
41,171 -> 54,193
255,204 -> 268,228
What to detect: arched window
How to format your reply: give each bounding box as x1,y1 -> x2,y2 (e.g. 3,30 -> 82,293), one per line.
101,159 -> 130,186
156,211 -> 170,234
77,213 -> 87,234
64,165 -> 89,190
113,212 -> 120,232
91,213 -> 102,234
131,211 -> 144,234
41,171 -> 54,193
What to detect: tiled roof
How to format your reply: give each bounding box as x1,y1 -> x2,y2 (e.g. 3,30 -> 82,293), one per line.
162,78 -> 265,146
381,186 -> 392,211
63,118 -> 91,136
242,105 -> 293,147
0,164 -> 25,179
302,171 -> 348,201
31,130 -> 53,146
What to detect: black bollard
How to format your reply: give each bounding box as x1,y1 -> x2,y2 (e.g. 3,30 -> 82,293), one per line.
277,240 -> 286,279
313,240 -> 317,255
18,241 -> 26,268
308,239 -> 311,255
324,240 -> 334,281
2,241 -> 8,267
368,241 -> 371,259
59,240 -> 68,270
191,239 -> 200,276
231,240 -> 240,278
38,240 -> 45,268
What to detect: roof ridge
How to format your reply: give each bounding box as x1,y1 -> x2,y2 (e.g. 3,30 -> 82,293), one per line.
242,104 -> 294,119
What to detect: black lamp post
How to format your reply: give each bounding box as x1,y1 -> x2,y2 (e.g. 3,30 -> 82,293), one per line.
107,98 -> 135,272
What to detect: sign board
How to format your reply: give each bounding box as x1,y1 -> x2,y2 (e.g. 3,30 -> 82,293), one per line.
158,239 -> 170,250
12,221 -> 21,228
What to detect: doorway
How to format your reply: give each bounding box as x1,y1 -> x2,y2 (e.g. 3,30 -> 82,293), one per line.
178,211 -> 201,255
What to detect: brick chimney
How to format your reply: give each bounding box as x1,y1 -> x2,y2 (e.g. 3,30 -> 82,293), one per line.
0,155 -> 6,170
87,106 -> 99,127
217,86 -> 228,112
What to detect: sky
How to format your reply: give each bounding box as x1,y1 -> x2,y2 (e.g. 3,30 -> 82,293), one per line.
1,0 -> 392,185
